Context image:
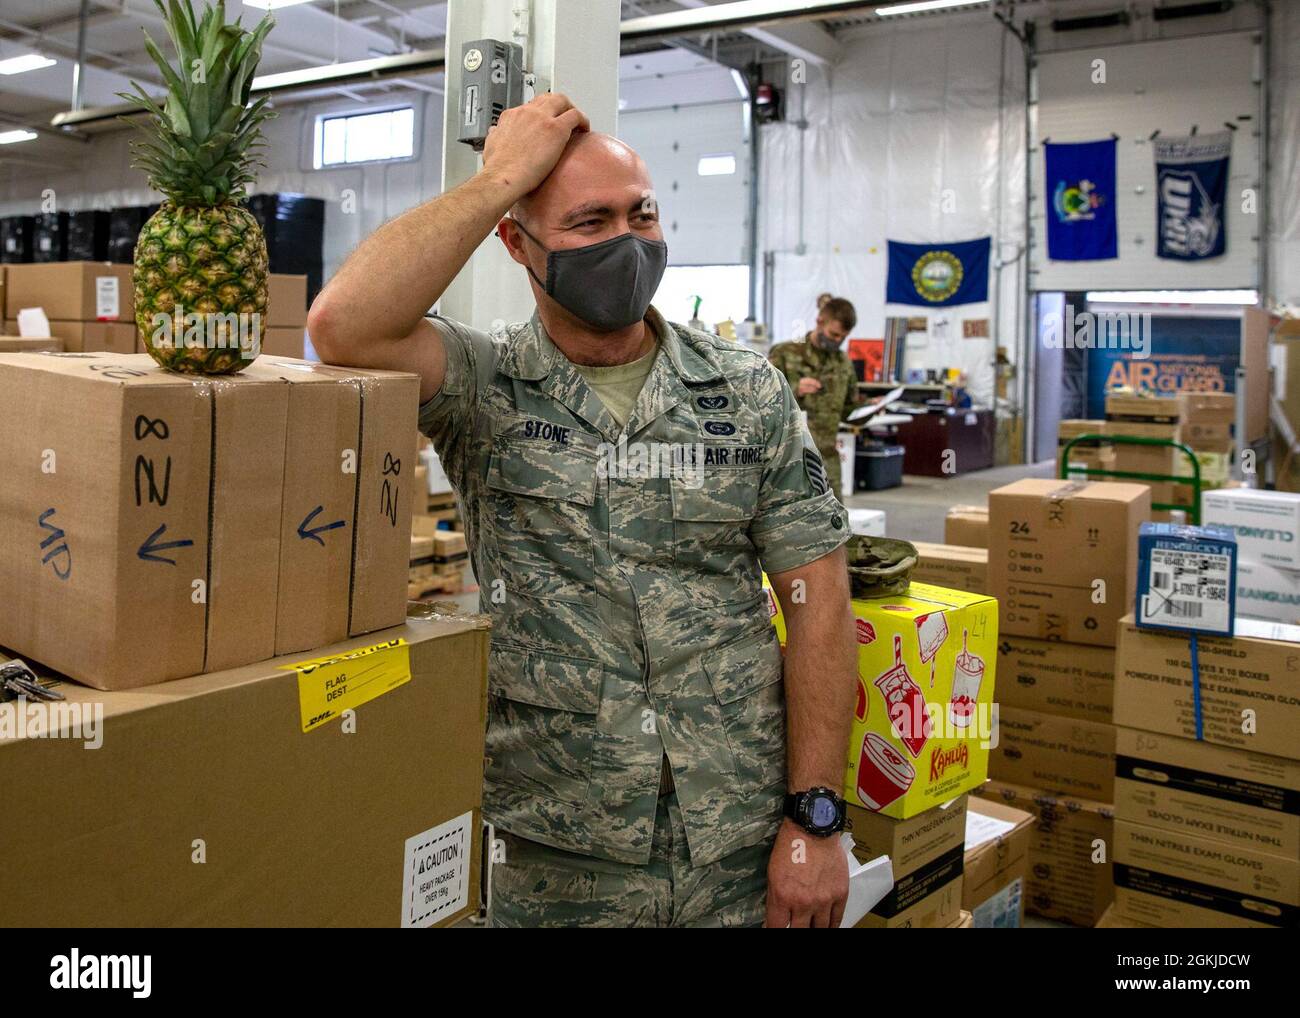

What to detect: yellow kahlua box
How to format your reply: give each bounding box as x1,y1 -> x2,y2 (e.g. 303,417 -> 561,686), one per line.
764,579 -> 999,819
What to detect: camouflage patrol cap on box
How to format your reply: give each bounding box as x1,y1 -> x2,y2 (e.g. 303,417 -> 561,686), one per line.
844,535 -> 918,599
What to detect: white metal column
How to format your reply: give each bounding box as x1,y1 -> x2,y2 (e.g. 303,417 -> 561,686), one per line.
438,0 -> 621,331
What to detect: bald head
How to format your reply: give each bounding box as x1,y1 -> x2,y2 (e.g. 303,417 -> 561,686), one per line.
512,131 -> 652,225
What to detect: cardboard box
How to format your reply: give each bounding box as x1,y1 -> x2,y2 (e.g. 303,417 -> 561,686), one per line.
1113,819 -> 1299,928
847,797 -> 967,928
1177,391 -> 1235,424
411,534 -> 435,562
988,479 -> 1150,646
0,351 -> 417,687
1095,903 -> 1156,927
963,796 -> 1035,927
1114,726 -> 1300,859
944,505 -> 989,548
1234,558 -> 1300,624
1057,420 -> 1107,480
1179,420 -> 1233,451
1103,419 -> 1179,442
0,336 -> 60,353
3,261 -> 134,321
971,779 -> 1115,927
1113,614 -> 1300,761
245,358 -> 418,644
262,326 -> 305,358
0,613 -> 487,926
992,706 -> 1116,801
5,319 -> 139,354
240,359 -> 359,655
770,581 -> 996,818
1201,488 -> 1300,569
1106,394 -> 1179,424
911,542 -> 988,595
268,273 -> 309,328
993,635 -> 1114,723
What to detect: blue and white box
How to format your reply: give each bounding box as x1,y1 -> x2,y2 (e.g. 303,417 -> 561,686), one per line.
1136,522 -> 1237,636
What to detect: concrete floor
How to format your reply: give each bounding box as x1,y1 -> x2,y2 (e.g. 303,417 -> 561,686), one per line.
843,460 -> 1055,544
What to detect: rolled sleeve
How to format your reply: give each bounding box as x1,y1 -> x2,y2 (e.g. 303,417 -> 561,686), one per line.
417,314 -> 499,484
749,360 -> 849,575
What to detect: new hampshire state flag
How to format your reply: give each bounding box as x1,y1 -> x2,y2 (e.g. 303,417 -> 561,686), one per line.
886,238 -> 990,307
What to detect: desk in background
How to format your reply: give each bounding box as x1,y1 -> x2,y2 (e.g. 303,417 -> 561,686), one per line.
869,408 -> 995,477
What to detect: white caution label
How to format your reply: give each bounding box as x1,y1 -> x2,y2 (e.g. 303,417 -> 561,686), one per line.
95,276 -> 120,320
400,811 -> 472,928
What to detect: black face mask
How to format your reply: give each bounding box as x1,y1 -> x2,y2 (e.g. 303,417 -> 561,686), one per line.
510,219 -> 668,333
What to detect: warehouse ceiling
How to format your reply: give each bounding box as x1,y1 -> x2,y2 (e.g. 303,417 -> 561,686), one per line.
0,0 -> 1251,166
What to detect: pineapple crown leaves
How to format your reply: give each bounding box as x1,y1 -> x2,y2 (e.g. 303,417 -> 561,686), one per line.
118,0 -> 276,206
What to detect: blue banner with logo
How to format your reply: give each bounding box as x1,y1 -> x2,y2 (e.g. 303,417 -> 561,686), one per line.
1085,315 -> 1239,419
885,237 -> 989,307
1155,131 -> 1230,261
1045,138 -> 1118,261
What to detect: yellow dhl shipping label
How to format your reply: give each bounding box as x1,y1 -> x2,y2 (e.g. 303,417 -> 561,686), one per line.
765,579 -> 998,819
281,637 -> 412,733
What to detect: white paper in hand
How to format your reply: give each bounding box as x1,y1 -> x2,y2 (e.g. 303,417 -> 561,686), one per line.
838,832 -> 894,928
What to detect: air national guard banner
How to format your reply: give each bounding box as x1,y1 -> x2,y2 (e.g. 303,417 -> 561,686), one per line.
1155,131 -> 1231,261
885,237 -> 990,307
1044,138 -> 1118,261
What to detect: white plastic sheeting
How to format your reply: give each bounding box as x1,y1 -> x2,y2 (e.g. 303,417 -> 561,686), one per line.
1270,1 -> 1300,312
757,18 -> 1027,408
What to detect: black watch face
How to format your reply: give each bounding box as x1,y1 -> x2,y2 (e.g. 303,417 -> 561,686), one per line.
808,794 -> 839,830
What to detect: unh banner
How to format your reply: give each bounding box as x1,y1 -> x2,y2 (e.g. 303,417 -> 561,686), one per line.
1155,131 -> 1231,261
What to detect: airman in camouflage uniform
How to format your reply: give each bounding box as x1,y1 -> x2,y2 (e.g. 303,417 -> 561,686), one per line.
768,298 -> 861,497
419,307 -> 848,926
311,95 -> 855,927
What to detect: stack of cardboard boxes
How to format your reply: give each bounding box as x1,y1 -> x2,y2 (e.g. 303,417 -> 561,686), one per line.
0,349 -> 486,926
1057,393 -> 1236,522
974,478 -> 1152,924
0,351 -> 418,688
1057,417 -> 1108,481
962,796 -> 1036,927
410,435 -> 471,597
1110,614 -> 1300,928
262,273 -> 310,358
3,261 -> 136,352
0,265 -> 310,360
767,578 -> 999,927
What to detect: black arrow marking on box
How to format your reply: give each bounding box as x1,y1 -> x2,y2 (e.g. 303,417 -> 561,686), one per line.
137,523 -> 194,564
298,505 -> 347,546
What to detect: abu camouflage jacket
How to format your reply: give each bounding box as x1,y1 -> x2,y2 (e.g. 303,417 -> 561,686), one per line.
419,307 -> 848,866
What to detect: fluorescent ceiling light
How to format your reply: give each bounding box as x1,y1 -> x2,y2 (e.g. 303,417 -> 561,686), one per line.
0,53 -> 56,75
1086,289 -> 1259,306
0,129 -> 38,145
242,0 -> 316,9
875,0 -> 990,15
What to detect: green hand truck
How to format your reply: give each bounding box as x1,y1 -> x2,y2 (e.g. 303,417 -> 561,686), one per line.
1058,433 -> 1204,525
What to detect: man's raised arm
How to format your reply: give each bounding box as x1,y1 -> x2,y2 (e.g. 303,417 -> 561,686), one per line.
307,94 -> 589,402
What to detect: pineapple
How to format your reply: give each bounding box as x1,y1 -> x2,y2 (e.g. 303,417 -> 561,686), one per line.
121,0 -> 275,374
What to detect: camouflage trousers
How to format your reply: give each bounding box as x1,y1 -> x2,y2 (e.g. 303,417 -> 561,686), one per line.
489,793 -> 773,928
